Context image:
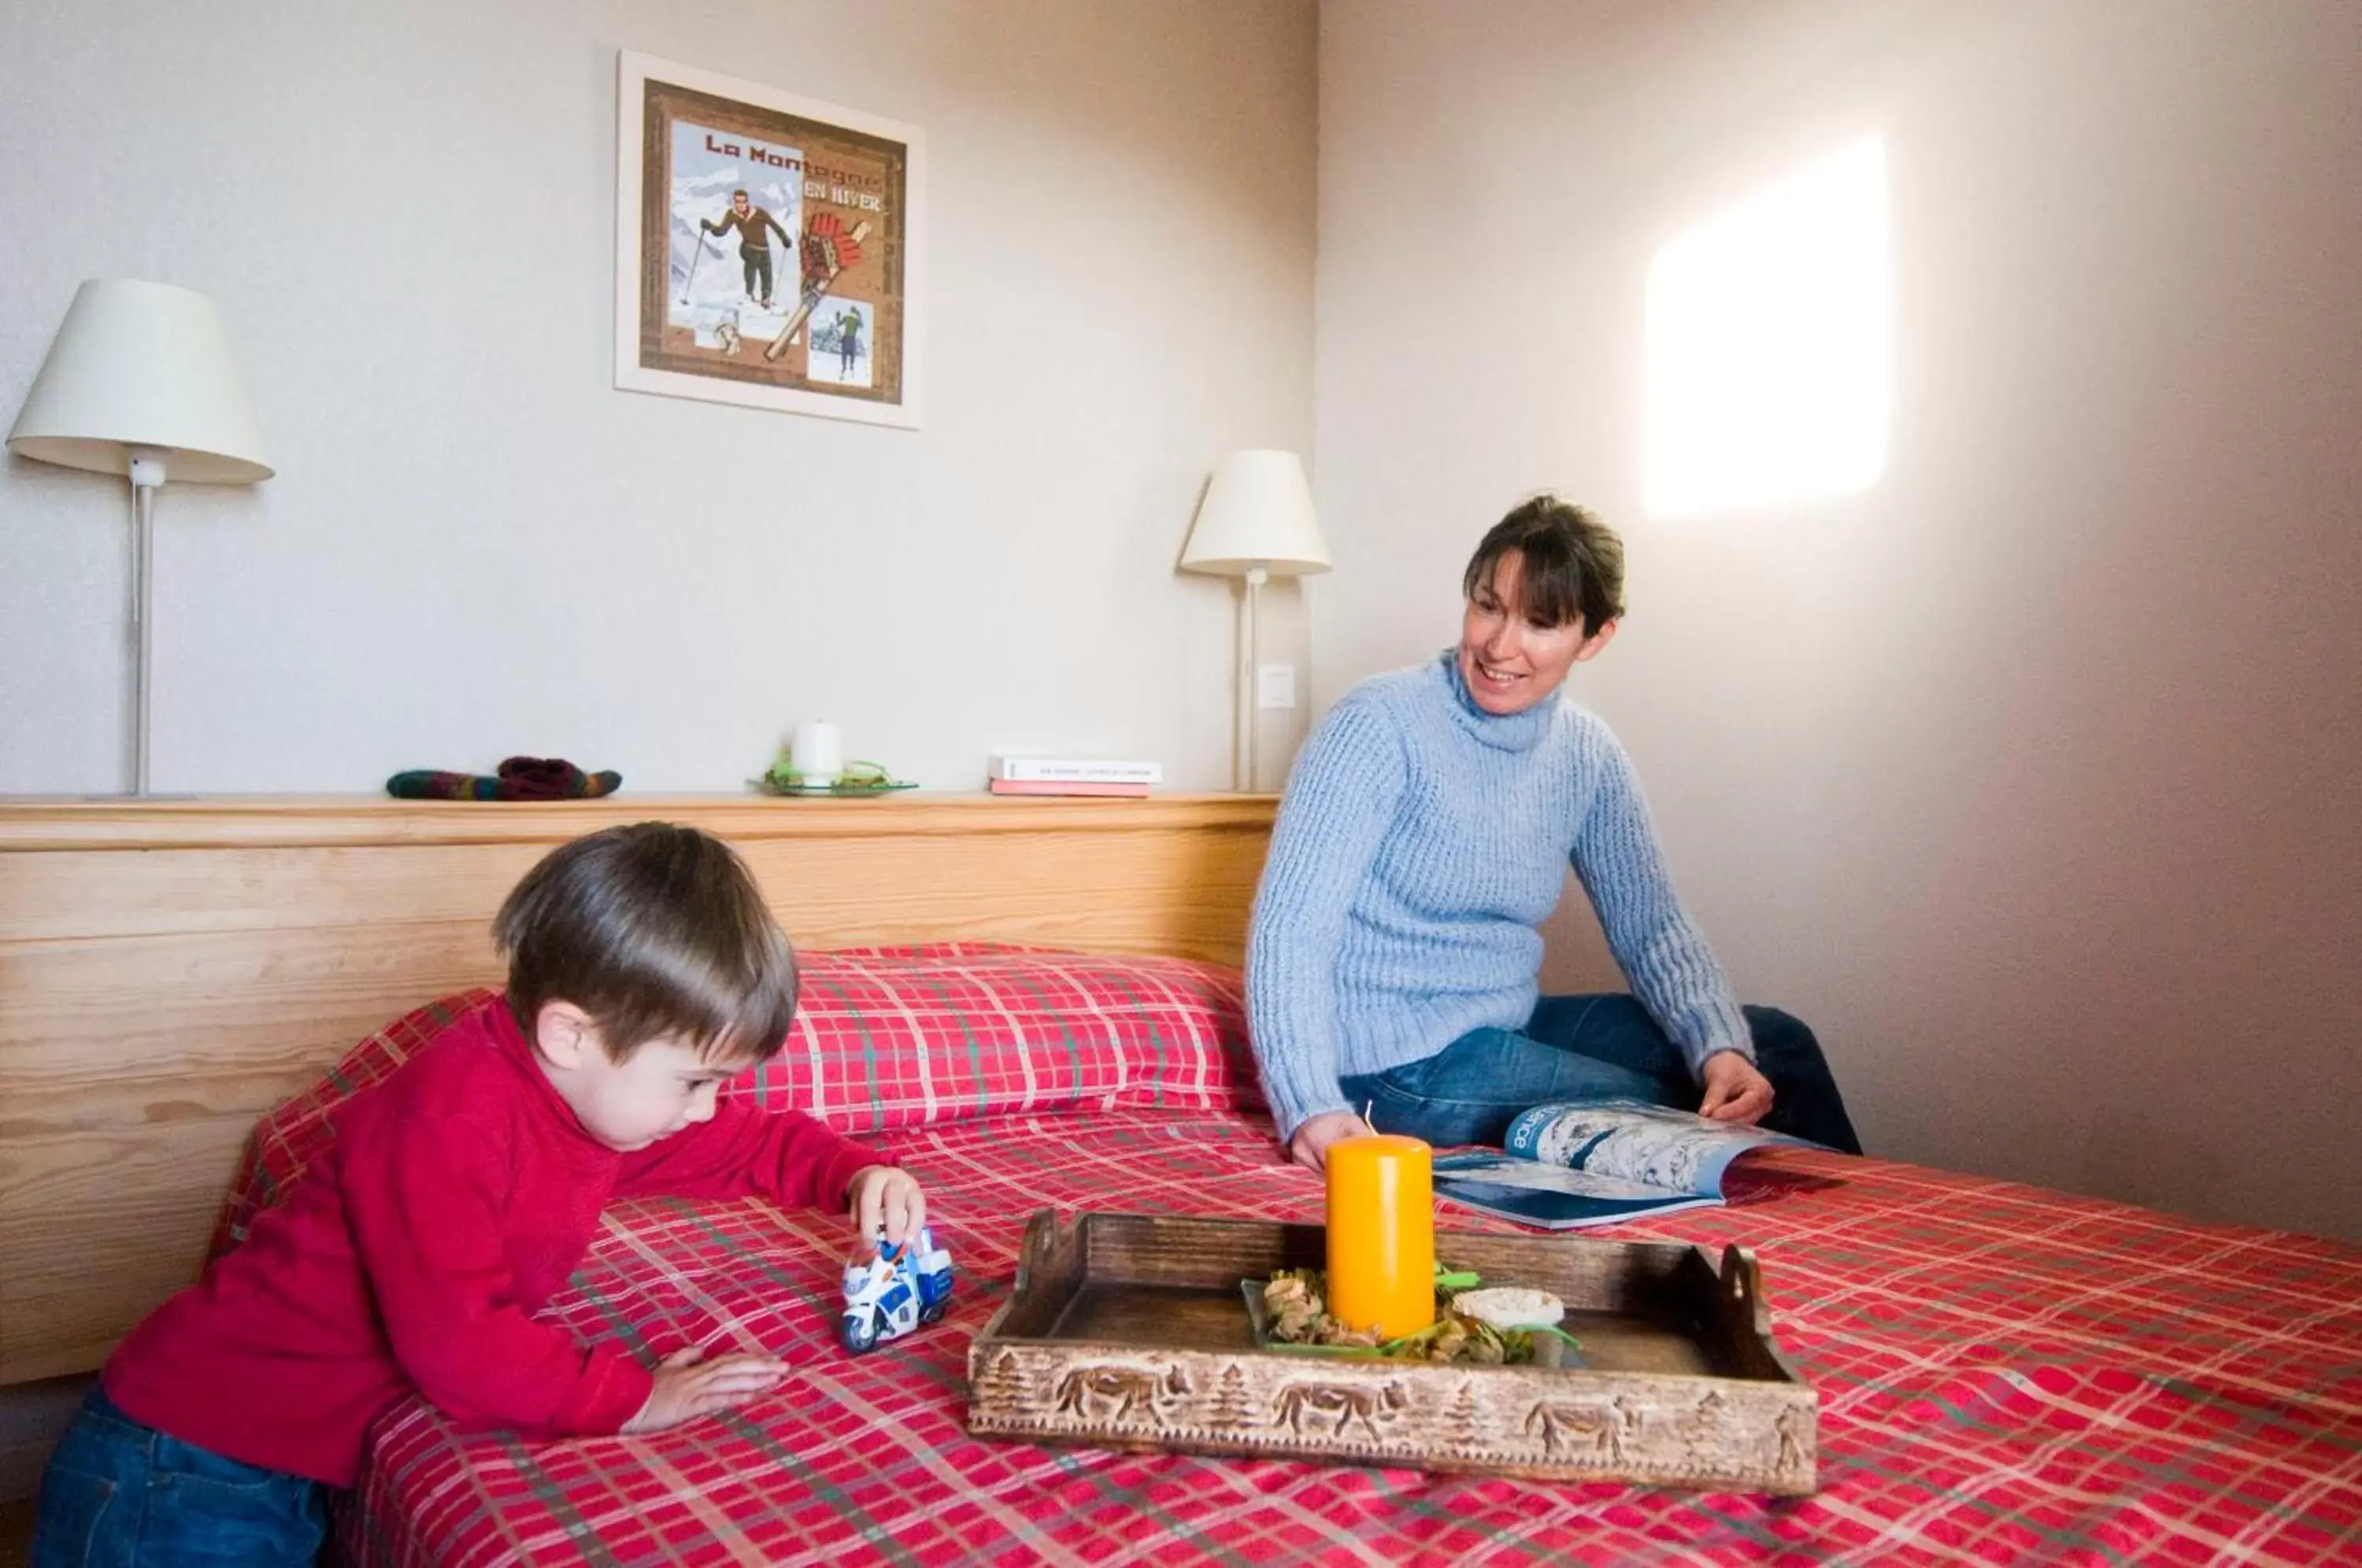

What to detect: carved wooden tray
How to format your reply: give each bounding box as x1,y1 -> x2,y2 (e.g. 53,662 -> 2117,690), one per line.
966,1210 -> 1816,1493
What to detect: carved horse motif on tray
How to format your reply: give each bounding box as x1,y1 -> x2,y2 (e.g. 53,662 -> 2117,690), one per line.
1050,1363 -> 1191,1423
1523,1400 -> 1619,1461
1275,1380 -> 1408,1440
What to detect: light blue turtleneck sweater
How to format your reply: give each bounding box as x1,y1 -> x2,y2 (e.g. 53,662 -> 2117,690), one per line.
1246,650 -> 1753,1138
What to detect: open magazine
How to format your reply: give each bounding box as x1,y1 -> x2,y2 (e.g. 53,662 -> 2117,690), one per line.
1431,1099 -> 1812,1230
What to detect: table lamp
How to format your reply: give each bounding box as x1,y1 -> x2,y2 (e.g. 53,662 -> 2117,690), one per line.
8,279 -> 273,795
1178,449 -> 1329,791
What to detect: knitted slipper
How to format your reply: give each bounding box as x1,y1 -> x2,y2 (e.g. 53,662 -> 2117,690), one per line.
386,758 -> 623,801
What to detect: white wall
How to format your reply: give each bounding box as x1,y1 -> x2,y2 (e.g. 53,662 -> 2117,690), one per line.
0,0 -> 1316,794
1314,0 -> 2362,1240
7,0 -> 2356,1248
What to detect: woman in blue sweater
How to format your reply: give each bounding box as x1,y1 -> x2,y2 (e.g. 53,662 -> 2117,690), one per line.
1247,496 -> 1860,1172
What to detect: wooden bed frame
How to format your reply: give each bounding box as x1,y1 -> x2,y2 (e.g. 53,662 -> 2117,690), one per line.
0,793 -> 1276,1386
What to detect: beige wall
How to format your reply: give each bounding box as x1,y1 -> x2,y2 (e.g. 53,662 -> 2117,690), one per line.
1313,0 -> 2362,1240
5,0 -> 2356,1249
0,0 -> 1316,794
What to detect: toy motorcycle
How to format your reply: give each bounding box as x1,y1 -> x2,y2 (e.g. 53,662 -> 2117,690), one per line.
839,1226 -> 954,1354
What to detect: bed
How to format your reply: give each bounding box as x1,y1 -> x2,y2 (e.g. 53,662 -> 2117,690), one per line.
5,797 -> 2358,1565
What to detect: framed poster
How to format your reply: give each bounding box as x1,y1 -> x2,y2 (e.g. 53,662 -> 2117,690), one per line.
614,50 -> 922,427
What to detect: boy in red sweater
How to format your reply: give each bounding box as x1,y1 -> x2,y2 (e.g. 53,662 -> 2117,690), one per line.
33,823 -> 922,1566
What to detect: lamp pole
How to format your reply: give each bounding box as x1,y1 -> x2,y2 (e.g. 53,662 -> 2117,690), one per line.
127,447 -> 165,795
1243,564 -> 1268,793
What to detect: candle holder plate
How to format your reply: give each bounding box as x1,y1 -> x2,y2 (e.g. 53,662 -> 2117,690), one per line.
1235,1278 -> 1579,1366
967,1209 -> 1816,1492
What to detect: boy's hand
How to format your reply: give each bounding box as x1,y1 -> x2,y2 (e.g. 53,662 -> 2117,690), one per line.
623,1346 -> 786,1433
847,1164 -> 926,1246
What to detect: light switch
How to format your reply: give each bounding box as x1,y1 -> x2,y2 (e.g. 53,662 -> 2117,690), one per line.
1257,663 -> 1296,710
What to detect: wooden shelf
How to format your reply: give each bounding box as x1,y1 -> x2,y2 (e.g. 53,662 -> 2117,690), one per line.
0,792 -> 1281,851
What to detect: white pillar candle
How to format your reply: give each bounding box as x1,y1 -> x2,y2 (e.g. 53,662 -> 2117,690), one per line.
791,721 -> 844,784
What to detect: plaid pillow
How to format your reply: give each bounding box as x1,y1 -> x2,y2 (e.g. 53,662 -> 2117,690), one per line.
744,943 -> 1256,1135
212,945 -> 1254,1253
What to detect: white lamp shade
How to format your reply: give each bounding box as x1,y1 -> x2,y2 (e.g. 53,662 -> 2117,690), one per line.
1179,449 -> 1329,578
8,279 -> 272,483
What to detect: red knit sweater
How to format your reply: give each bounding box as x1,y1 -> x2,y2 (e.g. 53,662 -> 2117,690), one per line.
102,997 -> 880,1487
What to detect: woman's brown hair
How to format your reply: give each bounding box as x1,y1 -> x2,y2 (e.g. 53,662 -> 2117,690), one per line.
1462,494 -> 1627,634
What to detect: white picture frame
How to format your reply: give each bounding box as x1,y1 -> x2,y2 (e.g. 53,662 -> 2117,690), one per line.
613,50 -> 924,428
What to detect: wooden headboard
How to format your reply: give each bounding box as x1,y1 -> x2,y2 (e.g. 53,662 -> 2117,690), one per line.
0,792 -> 1275,1385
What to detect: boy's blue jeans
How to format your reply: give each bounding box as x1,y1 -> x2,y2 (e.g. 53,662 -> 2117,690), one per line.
1338,993 -> 1864,1154
33,1386 -> 328,1567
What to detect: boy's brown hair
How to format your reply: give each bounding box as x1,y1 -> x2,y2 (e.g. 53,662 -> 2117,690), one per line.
1462,494 -> 1627,634
494,823 -> 797,1063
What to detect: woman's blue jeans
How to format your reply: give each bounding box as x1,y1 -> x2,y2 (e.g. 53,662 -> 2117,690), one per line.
33,1386 -> 328,1567
1338,994 -> 1863,1154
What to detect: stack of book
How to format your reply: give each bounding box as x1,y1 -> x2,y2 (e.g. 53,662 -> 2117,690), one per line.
987,757 -> 1163,798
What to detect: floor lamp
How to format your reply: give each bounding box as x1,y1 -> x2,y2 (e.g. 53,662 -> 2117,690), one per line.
1178,450 -> 1330,792
8,279 -> 273,795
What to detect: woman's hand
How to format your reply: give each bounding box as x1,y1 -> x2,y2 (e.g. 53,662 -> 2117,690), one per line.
1285,1111 -> 1372,1172
624,1346 -> 786,1433
1697,1051 -> 1774,1126
846,1164 -> 927,1246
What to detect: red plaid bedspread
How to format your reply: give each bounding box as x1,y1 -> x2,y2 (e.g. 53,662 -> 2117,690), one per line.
338,1116 -> 2362,1566
218,954 -> 2360,1564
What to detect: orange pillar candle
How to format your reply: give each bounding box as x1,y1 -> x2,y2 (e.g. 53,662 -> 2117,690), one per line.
1324,1133 -> 1436,1338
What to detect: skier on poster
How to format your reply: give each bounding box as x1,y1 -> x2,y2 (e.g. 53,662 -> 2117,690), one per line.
833,307 -> 864,376
701,190 -> 793,310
